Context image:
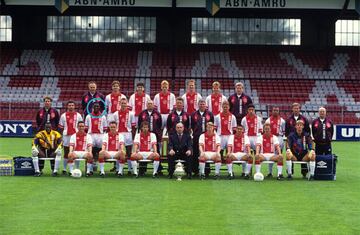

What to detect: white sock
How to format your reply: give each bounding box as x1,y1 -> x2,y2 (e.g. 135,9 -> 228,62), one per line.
116,161 -> 120,171
310,161 -> 315,175
100,162 -> 105,174
255,164 -> 261,173
86,163 -> 92,174
286,160 -> 292,175
268,163 -> 273,174
153,161 -> 159,175
75,160 -> 80,169
63,158 -> 68,171
199,162 -> 205,174
131,161 -> 138,175
215,162 -> 221,175
277,165 -> 283,176
32,157 -> 40,172
119,163 -> 124,174
246,163 -> 252,174
242,162 -> 246,173
227,164 -> 232,174
54,155 -> 61,172
127,160 -> 132,171
69,163 -> 74,172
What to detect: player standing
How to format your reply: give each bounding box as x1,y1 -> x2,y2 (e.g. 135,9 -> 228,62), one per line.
59,100 -> 83,174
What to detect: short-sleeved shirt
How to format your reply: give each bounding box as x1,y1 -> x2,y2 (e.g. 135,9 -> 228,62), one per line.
70,132 -> 93,152
134,132 -> 157,152
228,134 -> 250,153
199,132 -> 221,152
256,134 -> 279,154
102,132 -> 124,152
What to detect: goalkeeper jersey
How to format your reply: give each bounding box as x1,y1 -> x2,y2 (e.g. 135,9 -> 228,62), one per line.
33,130 -> 62,150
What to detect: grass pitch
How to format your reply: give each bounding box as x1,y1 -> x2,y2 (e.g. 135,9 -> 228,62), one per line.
0,138 -> 359,235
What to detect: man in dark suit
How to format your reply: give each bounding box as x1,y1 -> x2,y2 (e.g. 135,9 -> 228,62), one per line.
168,123 -> 193,179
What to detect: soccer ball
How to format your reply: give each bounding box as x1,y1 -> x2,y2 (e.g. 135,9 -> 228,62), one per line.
253,172 -> 264,182
71,169 -> 82,178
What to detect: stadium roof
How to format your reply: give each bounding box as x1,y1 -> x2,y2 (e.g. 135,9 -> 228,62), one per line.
2,0 -> 358,10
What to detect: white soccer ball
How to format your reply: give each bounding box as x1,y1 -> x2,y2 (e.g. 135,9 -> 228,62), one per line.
253,172 -> 264,182
71,169 -> 82,178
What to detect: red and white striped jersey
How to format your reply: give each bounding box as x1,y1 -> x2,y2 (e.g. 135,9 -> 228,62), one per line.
113,109 -> 136,133
85,114 -> 107,134
134,132 -> 157,152
129,93 -> 151,116
228,134 -> 250,153
59,112 -> 83,136
105,93 -> 127,114
153,92 -> 176,114
102,132 -> 124,151
182,92 -> 202,114
199,132 -> 221,152
205,93 -> 227,116
265,116 -> 286,136
70,132 -> 93,151
214,112 -> 237,135
256,134 -> 279,154
241,114 -> 263,137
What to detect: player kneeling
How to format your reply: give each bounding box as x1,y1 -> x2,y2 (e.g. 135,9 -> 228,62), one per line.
226,125 -> 251,179
68,121 -> 94,177
98,121 -> 126,177
131,121 -> 160,178
198,122 -> 222,180
255,123 -> 284,180
286,120 -> 316,180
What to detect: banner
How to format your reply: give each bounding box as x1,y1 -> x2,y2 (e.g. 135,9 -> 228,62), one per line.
177,0 -> 357,9
335,124 -> 360,141
0,121 -> 33,137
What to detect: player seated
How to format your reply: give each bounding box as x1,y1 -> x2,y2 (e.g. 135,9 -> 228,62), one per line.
226,124 -> 251,180
286,120 -> 316,180
255,123 -> 284,180
67,121 -> 94,177
130,121 -> 160,178
31,122 -> 62,177
198,122 -> 222,180
98,121 -> 126,177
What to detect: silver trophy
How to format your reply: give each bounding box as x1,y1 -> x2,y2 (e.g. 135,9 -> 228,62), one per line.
174,161 -> 185,181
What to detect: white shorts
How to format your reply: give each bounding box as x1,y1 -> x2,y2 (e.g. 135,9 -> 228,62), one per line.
248,136 -> 257,150
107,151 -> 119,159
73,151 -> 90,159
161,114 -> 169,129
220,135 -> 230,149
262,153 -> 276,161
63,135 -> 71,147
277,136 -> 284,151
138,152 -> 153,160
120,132 -> 133,146
202,151 -> 218,159
232,152 -> 247,160
90,133 -> 104,148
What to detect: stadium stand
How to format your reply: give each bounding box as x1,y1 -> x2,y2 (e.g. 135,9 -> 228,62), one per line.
0,45 -> 359,124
